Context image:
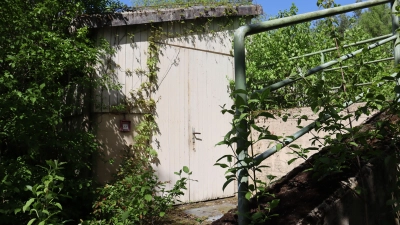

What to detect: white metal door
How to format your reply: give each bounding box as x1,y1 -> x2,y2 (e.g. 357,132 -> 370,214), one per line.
187,50 -> 235,202
155,44 -> 235,202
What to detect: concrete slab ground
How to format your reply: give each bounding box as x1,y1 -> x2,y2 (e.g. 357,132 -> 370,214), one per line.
184,203 -> 236,222
159,196 -> 237,224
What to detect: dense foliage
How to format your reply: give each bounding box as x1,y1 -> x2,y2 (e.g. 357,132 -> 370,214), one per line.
246,3 -> 394,109
0,0 -> 192,224
0,0 -> 105,223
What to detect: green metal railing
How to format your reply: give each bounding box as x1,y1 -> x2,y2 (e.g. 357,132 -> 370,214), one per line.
232,1 -> 399,224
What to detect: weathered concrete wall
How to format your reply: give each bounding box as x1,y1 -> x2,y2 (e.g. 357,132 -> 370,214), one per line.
252,103 -> 377,182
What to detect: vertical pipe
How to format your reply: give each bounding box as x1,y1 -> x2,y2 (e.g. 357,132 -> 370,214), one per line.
391,3 -> 400,223
230,2 -> 392,225
392,0 -> 400,67
234,26 -> 250,225
392,0 -> 400,99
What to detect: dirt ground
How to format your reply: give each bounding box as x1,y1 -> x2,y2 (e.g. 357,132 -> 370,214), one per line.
159,197 -> 237,225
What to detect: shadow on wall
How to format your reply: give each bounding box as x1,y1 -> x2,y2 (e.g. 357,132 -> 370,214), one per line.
92,16 -> 237,186
94,113 -> 143,183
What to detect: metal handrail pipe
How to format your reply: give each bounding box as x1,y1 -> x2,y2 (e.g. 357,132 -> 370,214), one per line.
254,102 -> 353,162
323,57 -> 394,72
288,34 -> 393,61
331,82 -> 373,90
255,57 -> 394,87
259,35 -> 393,69
254,72 -> 397,163
254,35 -> 396,94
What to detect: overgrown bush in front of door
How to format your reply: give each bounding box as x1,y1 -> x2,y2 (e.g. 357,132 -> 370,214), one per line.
90,149 -> 192,224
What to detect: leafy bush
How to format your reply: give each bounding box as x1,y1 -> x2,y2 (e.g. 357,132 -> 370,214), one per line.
0,0 -> 123,224
91,150 -> 191,224
20,160 -> 71,225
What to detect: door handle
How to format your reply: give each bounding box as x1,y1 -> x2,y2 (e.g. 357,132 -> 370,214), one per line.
192,128 -> 202,143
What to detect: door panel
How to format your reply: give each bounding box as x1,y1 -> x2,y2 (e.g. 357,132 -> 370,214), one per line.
154,44 -> 234,202
188,50 -> 235,202
154,45 -> 190,202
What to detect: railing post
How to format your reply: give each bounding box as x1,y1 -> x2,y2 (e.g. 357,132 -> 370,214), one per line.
392,0 -> 400,100
231,2 -> 393,224
234,26 -> 250,225
392,1 -> 400,64
392,0 -> 400,70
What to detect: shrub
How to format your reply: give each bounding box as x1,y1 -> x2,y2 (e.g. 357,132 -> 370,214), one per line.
91,150 -> 191,225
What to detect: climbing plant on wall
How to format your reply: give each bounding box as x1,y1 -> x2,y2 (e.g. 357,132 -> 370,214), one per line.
89,1 -> 257,224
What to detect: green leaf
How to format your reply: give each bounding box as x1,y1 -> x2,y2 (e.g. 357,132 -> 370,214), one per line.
260,88 -> 271,101
287,158 -> 297,165
55,175 -> 64,181
27,218 -> 36,225
216,140 -> 229,146
245,192 -> 252,200
235,95 -> 246,108
145,194 -> 152,201
121,210 -> 130,221
182,166 -> 189,174
14,208 -> 21,215
55,202 -> 62,210
23,198 -> 35,213
39,83 -> 45,89
237,112 -> 248,122
256,111 -> 275,119
251,212 -> 264,220
259,135 -> 278,141
349,142 -> 358,147
270,199 -> 280,209
160,211 -> 166,217
214,163 -> 229,168
222,178 -> 235,191
301,115 -> 308,120
251,124 -> 263,132
215,155 -> 232,162
336,133 -> 342,141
